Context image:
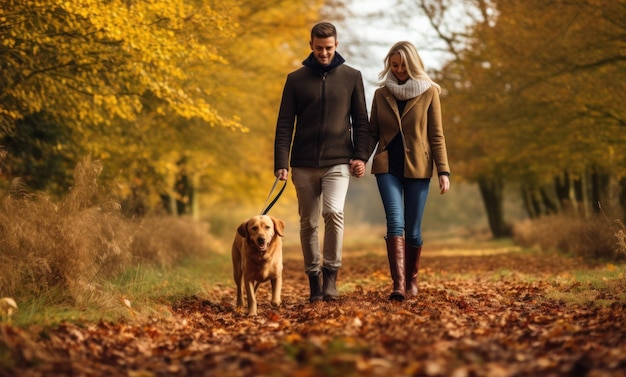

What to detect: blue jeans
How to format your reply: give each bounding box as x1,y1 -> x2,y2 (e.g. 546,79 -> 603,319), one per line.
376,173 -> 430,247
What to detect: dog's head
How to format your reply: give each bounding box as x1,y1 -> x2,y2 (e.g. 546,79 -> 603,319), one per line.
237,215 -> 285,252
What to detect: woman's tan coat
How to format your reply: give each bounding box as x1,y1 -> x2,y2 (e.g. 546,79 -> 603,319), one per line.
368,85 -> 450,178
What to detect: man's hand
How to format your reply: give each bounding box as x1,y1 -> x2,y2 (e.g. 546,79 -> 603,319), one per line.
275,168 -> 289,181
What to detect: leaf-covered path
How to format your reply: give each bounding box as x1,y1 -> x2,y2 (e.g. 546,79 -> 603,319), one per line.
2,242 -> 625,376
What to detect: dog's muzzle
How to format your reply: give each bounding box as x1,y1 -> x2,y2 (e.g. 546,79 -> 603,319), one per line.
256,237 -> 270,252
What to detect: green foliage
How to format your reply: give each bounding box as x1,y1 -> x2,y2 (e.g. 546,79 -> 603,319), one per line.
0,113 -> 79,195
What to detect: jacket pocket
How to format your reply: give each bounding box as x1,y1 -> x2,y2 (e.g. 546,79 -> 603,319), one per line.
371,149 -> 389,174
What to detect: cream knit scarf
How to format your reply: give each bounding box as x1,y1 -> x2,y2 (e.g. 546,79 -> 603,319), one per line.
384,73 -> 431,100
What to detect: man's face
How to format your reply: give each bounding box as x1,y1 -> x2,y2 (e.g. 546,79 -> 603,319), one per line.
310,36 -> 338,66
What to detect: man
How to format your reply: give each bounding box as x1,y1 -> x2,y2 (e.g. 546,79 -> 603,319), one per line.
274,22 -> 369,302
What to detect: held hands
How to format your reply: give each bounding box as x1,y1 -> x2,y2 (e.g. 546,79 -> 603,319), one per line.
350,159 -> 365,178
439,175 -> 450,194
277,162 -> 366,180
279,163 -> 443,190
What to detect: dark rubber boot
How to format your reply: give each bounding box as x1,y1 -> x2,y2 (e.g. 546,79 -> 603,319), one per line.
322,266 -> 339,301
308,271 -> 323,303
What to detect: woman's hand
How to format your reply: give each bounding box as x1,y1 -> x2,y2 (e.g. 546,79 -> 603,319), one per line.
439,175 -> 450,194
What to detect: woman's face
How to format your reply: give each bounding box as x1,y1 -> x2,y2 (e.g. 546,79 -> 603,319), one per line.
390,53 -> 408,83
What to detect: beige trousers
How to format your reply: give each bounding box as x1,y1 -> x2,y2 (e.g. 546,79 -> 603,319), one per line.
291,165 -> 350,273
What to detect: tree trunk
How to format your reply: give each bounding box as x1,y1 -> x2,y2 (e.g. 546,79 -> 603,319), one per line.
554,172 -> 570,207
619,177 -> 626,224
555,171 -> 580,214
478,177 -> 510,238
521,185 -> 539,219
591,168 -> 609,214
569,173 -> 580,215
540,185 -> 560,215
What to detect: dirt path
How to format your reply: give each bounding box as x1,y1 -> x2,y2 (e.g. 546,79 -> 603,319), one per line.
2,243 -> 625,376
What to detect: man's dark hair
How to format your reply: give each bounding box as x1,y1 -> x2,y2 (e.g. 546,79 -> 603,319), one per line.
311,22 -> 337,40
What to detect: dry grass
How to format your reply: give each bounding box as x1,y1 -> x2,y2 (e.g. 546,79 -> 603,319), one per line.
616,220 -> 626,258
0,156 -> 214,306
512,213 -> 625,261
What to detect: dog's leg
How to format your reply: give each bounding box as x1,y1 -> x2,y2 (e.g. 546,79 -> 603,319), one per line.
245,278 -> 258,316
232,246 -> 244,308
270,276 -> 282,308
236,275 -> 245,308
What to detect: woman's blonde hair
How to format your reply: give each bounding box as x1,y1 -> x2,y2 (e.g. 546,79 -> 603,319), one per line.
379,41 -> 440,93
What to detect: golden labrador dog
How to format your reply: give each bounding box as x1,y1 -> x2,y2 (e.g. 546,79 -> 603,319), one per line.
232,215 -> 285,316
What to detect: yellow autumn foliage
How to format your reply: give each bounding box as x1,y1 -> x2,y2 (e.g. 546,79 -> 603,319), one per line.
0,0 -> 324,218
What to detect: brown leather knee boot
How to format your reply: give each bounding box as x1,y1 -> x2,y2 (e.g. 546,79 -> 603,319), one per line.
385,236 -> 406,301
405,244 -> 422,296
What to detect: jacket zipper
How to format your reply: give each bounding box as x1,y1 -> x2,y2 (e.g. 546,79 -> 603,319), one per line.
317,72 -> 327,166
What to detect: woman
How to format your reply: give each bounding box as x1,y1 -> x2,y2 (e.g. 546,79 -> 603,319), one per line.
368,41 -> 451,301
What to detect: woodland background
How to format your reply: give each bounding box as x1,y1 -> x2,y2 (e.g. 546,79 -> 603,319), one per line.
2,0 -> 626,233
1,1 -> 626,375
1,0 -> 626,312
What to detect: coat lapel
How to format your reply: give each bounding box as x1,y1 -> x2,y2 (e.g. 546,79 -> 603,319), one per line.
402,97 -> 420,119
383,92 -> 400,120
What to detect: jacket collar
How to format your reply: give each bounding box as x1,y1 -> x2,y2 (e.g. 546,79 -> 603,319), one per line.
302,52 -> 345,74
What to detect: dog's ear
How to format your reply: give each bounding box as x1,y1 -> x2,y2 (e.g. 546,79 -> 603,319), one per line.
271,217 -> 286,237
237,221 -> 248,238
